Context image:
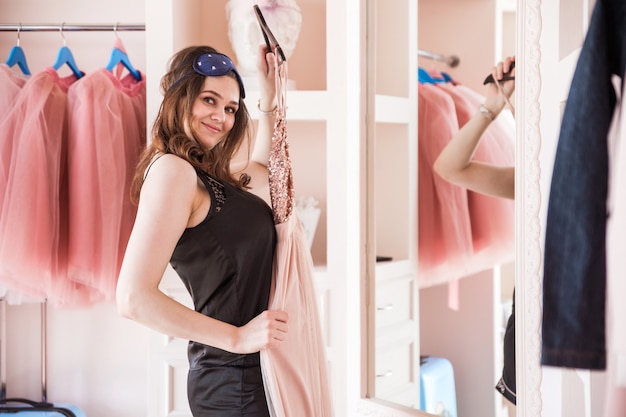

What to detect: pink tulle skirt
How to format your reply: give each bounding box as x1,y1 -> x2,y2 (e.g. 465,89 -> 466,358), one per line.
66,69 -> 146,301
0,68 -> 98,306
417,84 -> 474,286
438,84 -> 515,271
260,213 -> 334,417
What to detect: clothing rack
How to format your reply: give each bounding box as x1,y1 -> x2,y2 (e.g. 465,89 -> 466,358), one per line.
0,299 -> 48,402
0,23 -> 145,32
418,49 -> 460,68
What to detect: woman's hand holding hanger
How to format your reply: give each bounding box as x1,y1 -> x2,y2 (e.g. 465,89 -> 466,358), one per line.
432,56 -> 516,200
483,55 -> 516,119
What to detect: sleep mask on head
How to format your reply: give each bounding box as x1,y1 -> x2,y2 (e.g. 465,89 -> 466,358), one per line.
192,52 -> 246,98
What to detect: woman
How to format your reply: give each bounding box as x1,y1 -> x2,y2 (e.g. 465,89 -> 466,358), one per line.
116,45 -> 288,416
433,56 -> 517,416
433,56 -> 516,200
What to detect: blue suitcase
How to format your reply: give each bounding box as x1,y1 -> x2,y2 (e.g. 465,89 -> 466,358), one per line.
0,398 -> 85,416
0,300 -> 86,417
419,356 -> 458,417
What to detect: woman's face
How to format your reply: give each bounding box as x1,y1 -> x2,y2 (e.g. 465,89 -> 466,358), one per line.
189,75 -> 240,150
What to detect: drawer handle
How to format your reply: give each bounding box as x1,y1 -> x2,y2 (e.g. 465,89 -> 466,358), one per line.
376,304 -> 394,311
376,370 -> 393,378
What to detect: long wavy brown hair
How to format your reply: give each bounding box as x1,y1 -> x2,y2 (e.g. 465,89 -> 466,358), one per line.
130,45 -> 252,204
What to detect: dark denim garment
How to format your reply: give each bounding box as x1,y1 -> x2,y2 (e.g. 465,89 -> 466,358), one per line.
542,0 -> 626,370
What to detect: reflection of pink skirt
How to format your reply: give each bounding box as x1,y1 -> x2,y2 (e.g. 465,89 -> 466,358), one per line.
260,214 -> 334,417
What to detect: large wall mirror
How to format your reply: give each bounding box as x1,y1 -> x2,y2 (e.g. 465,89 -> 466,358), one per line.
358,0 -> 544,416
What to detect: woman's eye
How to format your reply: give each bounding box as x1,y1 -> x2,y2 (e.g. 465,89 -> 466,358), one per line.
203,96 -> 215,104
226,106 -> 237,114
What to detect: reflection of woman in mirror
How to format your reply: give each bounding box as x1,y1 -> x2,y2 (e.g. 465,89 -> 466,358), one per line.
116,45 -> 289,416
433,56 -> 516,416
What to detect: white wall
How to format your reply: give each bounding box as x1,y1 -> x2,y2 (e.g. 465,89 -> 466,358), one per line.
0,0 -> 146,75
0,1 -> 150,416
5,303 -> 149,416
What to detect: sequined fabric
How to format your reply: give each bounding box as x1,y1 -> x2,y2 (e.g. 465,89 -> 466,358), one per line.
199,171 -> 226,213
268,61 -> 294,224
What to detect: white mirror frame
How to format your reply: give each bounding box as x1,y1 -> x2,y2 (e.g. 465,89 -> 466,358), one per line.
515,0 -> 543,416
353,0 -> 545,415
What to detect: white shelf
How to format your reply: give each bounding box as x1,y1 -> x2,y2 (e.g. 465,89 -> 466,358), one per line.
375,95 -> 413,124
375,259 -> 415,281
244,90 -> 330,121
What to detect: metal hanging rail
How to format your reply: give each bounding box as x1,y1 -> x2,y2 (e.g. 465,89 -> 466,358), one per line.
418,49 -> 460,68
0,23 -> 145,32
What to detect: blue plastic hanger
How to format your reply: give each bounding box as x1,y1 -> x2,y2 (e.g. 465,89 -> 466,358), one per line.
418,67 -> 445,84
105,33 -> 141,81
53,45 -> 83,78
106,48 -> 141,81
52,24 -> 83,78
6,45 -> 31,75
5,25 -> 31,75
440,72 -> 455,83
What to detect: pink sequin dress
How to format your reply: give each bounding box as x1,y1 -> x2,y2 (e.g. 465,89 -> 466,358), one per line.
260,58 -> 334,417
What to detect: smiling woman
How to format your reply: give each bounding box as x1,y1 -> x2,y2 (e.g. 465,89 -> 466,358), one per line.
189,75 -> 240,150
115,44 -> 288,416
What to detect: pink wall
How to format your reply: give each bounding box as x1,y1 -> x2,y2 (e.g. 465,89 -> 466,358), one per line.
419,0 -> 498,94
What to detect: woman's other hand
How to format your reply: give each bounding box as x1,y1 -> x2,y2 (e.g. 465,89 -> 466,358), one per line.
485,55 -> 516,113
235,309 -> 289,353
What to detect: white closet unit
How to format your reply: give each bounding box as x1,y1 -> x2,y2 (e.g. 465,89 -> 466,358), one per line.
144,0 -> 421,415
1,0 -> 520,415
368,0 -> 420,408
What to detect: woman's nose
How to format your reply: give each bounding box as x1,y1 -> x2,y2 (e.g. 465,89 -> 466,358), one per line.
210,108 -> 225,122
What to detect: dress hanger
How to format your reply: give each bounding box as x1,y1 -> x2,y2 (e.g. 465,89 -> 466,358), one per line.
52,23 -> 83,78
418,67 -> 446,84
254,4 -> 286,65
483,61 -> 515,85
440,72 -> 455,83
5,24 -> 31,75
105,23 -> 141,81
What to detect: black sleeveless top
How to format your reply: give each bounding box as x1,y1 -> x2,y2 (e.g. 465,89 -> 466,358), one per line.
169,170 -> 276,369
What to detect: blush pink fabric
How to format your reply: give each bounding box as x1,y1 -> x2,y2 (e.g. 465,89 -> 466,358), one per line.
437,83 -> 515,273
417,81 -> 515,288
261,214 -> 334,417
0,63 -> 28,117
66,68 -> 146,301
0,63 -> 145,307
0,64 -> 28,216
0,68 -> 97,306
0,64 -> 29,303
260,58 -> 334,417
417,84 -> 474,287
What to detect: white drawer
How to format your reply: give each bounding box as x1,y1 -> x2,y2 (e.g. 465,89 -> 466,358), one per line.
375,339 -> 418,397
375,275 -> 415,328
